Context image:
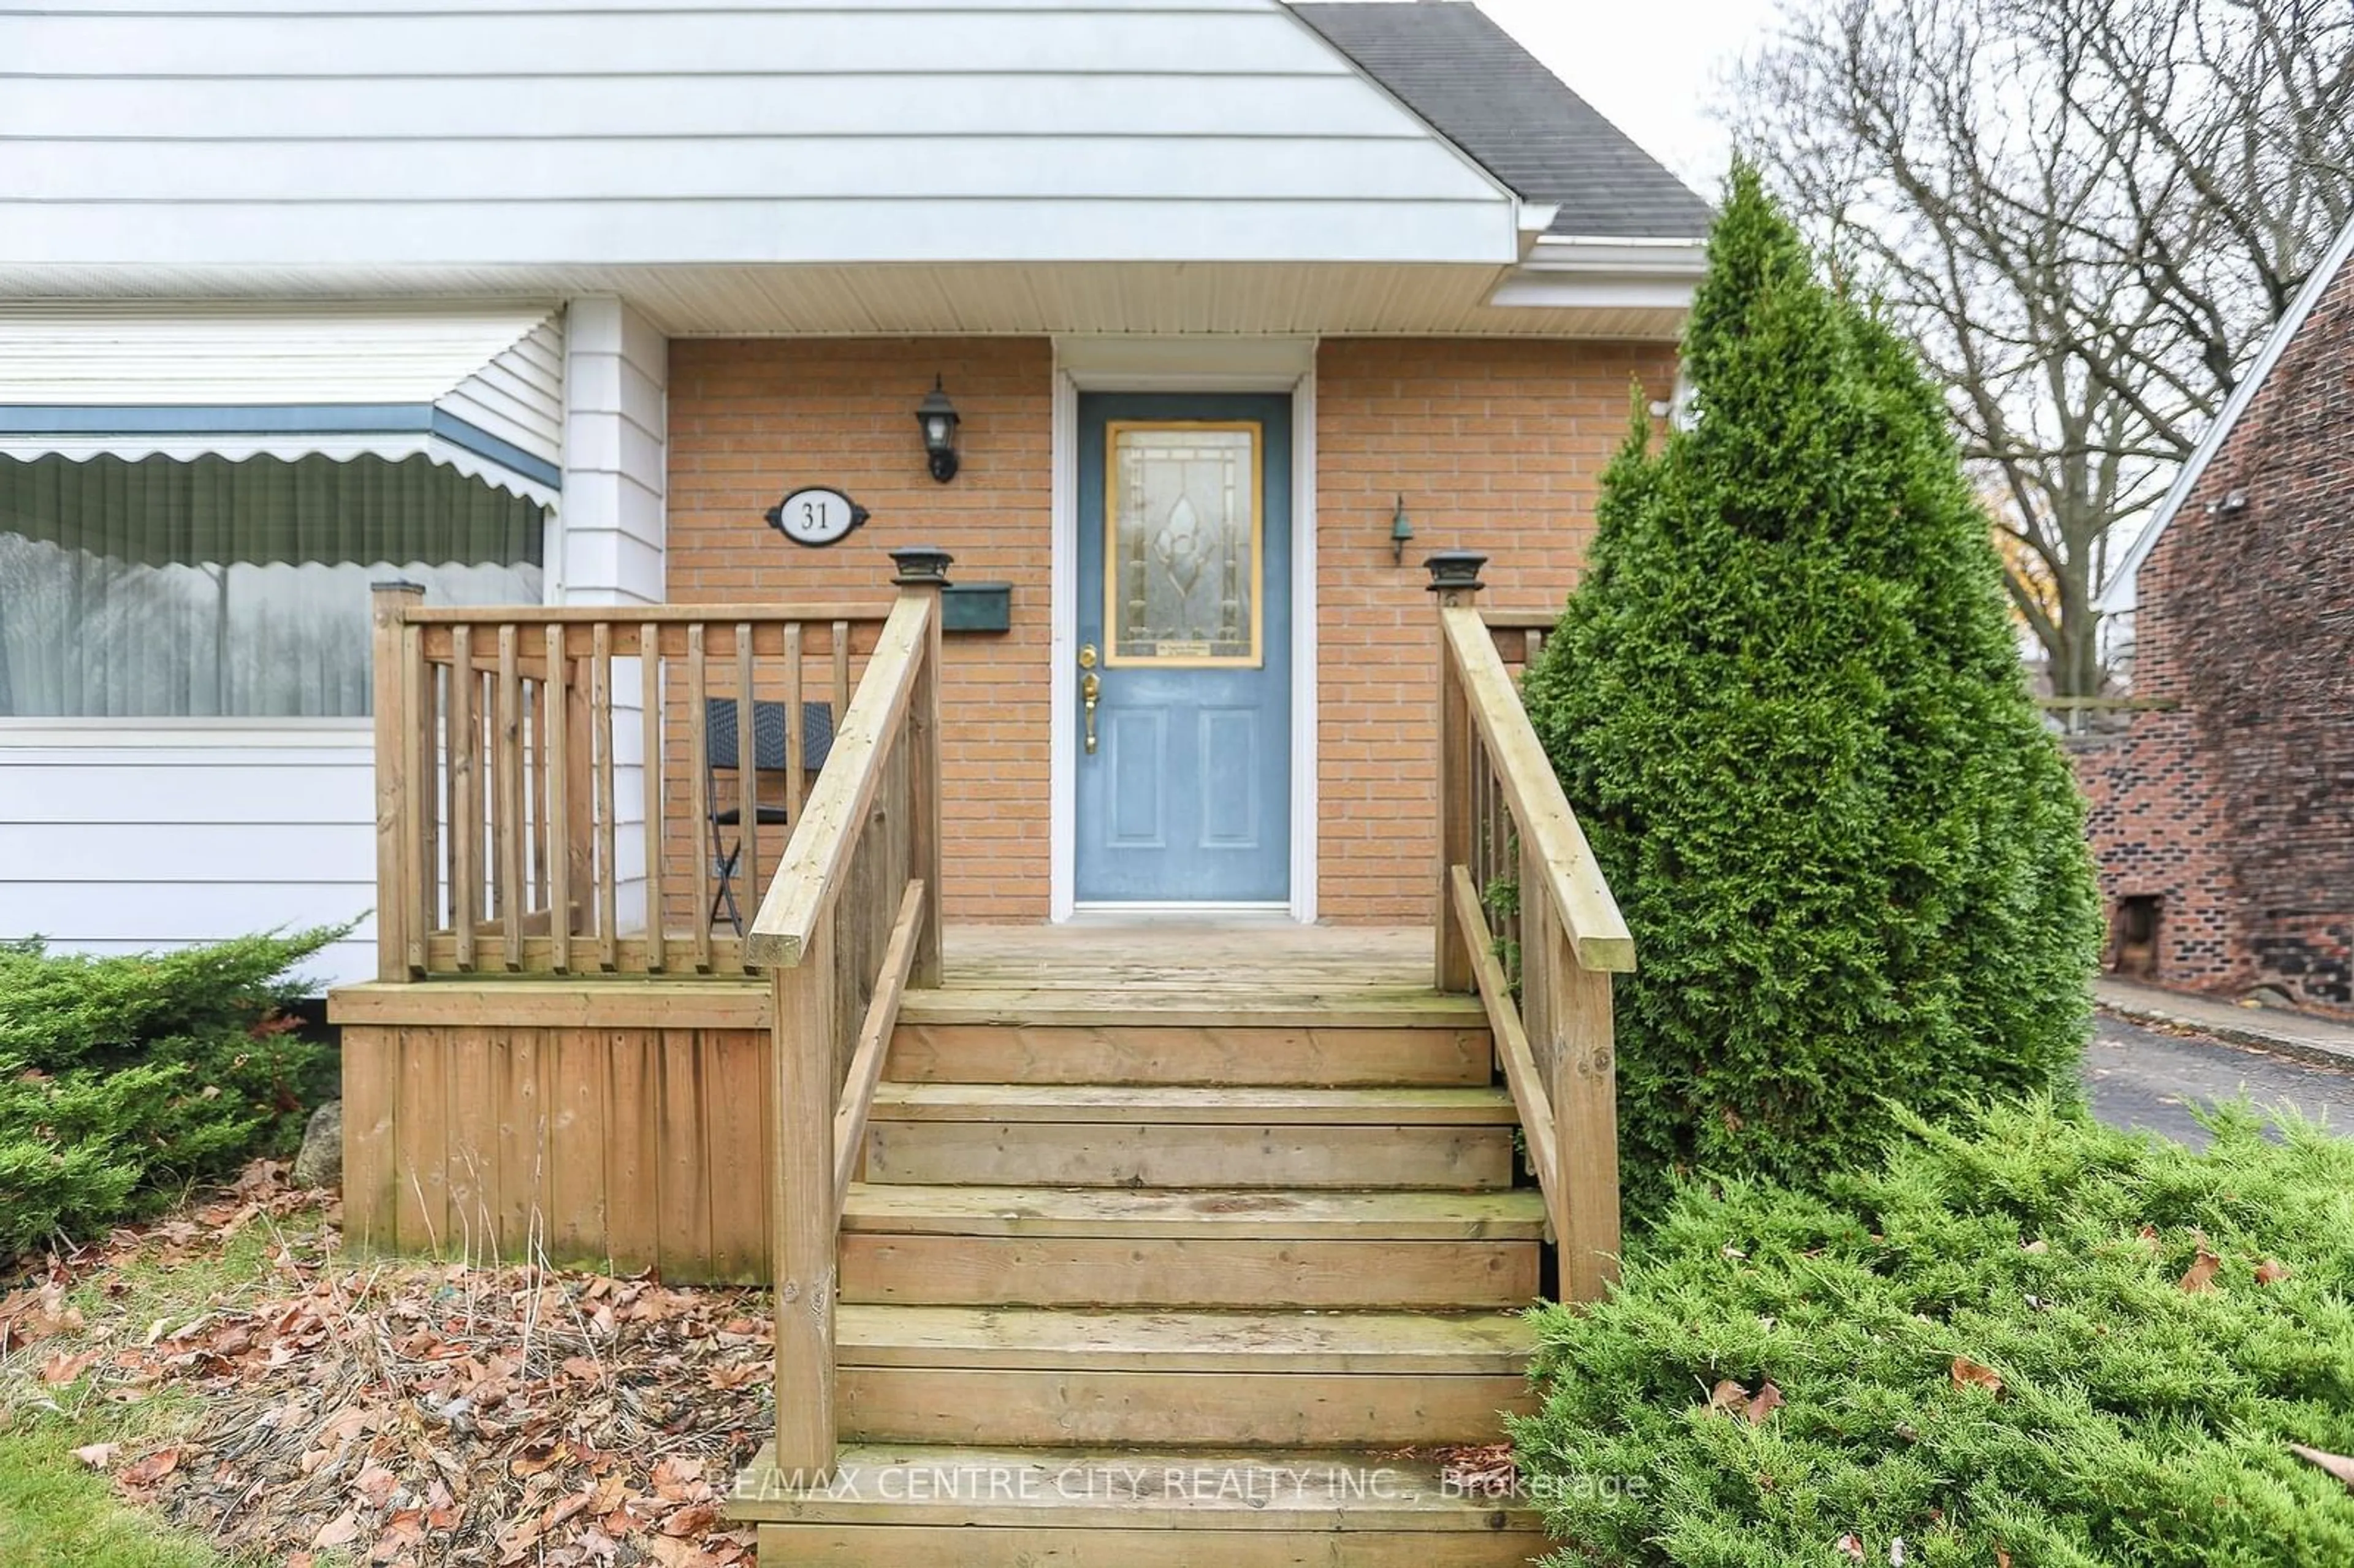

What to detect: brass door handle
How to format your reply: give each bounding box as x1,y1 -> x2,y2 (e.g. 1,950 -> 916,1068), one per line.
1079,644 -> 1100,755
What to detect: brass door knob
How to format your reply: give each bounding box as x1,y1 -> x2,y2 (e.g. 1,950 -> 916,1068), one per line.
1080,644 -> 1100,754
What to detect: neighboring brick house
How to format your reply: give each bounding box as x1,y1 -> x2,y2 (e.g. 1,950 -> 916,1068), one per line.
2081,218 -> 2354,1014
1,0 -> 1710,974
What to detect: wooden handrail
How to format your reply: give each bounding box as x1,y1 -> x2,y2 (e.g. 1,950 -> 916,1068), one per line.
744,593 -> 932,967
401,601 -> 883,625
1441,606 -> 1634,973
1431,557 -> 1629,1303
748,551 -> 951,1485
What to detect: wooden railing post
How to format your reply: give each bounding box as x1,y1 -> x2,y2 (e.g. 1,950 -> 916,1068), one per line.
889,547 -> 952,988
1552,945 -> 1621,1301
565,653 -> 596,940
1428,552 -> 1487,993
772,918 -> 838,1480
370,582 -> 426,981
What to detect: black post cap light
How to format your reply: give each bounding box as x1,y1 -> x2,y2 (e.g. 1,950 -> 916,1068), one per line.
1423,550 -> 1488,594
890,546 -> 955,588
916,376 -> 961,483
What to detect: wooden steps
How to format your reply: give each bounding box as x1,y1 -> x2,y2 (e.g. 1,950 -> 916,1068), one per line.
840,1184 -> 1547,1240
864,1084 -> 1520,1189
841,1185 -> 1542,1306
729,964 -> 1548,1564
869,1084 -> 1521,1122
837,1306 -> 1535,1445
832,1307 -> 1541,1441
733,1444 -> 1545,1566
898,988 -> 1486,1029
891,1020 -> 1495,1085
833,1304 -> 1536,1373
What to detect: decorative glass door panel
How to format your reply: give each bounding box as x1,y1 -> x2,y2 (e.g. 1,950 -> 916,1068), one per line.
1075,395 -> 1291,904
1106,422 -> 1261,668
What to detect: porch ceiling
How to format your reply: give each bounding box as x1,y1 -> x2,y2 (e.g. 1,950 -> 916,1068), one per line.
0,261 -> 1692,341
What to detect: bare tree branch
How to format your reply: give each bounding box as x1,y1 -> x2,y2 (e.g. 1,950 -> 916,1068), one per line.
1729,0 -> 2354,694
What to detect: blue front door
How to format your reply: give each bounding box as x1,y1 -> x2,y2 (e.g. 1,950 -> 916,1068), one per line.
1075,392 -> 1292,904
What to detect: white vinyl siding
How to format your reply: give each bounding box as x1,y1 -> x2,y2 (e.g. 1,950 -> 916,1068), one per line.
560,300 -> 666,607
0,1 -> 1517,268
552,297 -> 671,935
0,726 -> 378,989
438,317 -> 568,474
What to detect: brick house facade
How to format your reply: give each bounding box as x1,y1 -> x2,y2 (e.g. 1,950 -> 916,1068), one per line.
2078,224 -> 2354,1013
666,335 -> 1677,924
2,0 -> 1716,976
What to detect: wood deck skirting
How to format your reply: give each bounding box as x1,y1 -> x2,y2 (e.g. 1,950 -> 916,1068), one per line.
336,1014 -> 776,1284
326,927 -> 1479,1283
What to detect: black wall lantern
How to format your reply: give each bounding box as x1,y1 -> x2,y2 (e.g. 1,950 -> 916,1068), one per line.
916,377 -> 961,482
1389,494 -> 1417,565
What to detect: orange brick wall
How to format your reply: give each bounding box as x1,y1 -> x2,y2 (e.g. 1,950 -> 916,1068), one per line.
1313,338 -> 1678,921
666,337 -> 1055,921
663,335 -> 1674,924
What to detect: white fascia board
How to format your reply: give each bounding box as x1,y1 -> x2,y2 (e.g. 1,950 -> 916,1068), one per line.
1054,335 -> 1317,389
1516,204 -> 1562,261
2097,212 -> 2354,615
1487,234 -> 1709,311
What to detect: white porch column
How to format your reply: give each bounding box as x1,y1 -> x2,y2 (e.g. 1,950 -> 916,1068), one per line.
561,296 -> 668,606
560,297 -> 669,932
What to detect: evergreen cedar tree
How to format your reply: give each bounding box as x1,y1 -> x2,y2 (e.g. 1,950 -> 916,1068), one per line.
1520,166 -> 2101,1220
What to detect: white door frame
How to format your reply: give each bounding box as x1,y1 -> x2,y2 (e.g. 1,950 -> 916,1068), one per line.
1048,336 -> 1319,924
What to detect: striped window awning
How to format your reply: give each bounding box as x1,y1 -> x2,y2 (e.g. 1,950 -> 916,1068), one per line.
0,305 -> 565,505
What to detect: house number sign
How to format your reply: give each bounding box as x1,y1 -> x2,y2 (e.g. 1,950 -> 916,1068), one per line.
765,486 -> 870,548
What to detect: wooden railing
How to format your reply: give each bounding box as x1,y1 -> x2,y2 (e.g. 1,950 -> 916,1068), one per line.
367,585 -> 894,980
744,547 -> 949,1483
1430,553 -> 1635,1303
1482,606 -> 1558,675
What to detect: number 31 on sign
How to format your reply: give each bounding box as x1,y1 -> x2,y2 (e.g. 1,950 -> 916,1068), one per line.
764,487 -> 871,548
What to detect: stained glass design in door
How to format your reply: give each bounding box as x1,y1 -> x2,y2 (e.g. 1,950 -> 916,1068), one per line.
1106,423 -> 1260,666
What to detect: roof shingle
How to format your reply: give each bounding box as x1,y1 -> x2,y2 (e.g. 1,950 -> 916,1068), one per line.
1288,1 -> 1713,239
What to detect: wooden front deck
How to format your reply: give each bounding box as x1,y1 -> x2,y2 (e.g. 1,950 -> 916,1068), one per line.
335,554 -> 1631,1564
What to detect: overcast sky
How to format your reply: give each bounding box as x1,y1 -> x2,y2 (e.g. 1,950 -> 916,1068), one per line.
1472,0 -> 1784,198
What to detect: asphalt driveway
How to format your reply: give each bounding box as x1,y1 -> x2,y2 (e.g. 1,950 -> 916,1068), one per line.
2083,1014 -> 2354,1147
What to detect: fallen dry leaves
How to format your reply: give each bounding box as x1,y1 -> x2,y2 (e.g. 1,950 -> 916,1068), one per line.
1949,1357 -> 2004,1397
0,1160 -> 769,1568
1433,1442 -> 1518,1497
1707,1377 -> 1786,1423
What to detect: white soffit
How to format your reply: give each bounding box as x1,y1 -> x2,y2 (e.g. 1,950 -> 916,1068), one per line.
0,263 -> 1689,341
0,305 -> 565,501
